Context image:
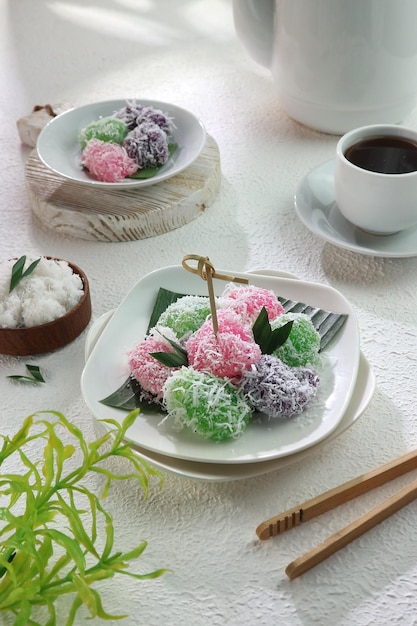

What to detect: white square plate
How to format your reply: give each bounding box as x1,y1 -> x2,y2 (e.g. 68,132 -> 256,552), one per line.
81,265 -> 360,464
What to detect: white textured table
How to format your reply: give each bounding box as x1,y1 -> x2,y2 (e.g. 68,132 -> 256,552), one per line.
2,2 -> 417,624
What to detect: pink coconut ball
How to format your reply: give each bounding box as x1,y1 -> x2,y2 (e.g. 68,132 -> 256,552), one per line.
222,284 -> 284,324
81,138 -> 138,182
186,309 -> 261,379
128,327 -> 180,400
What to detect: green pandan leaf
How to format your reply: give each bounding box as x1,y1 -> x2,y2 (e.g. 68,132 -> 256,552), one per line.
277,296 -> 347,351
129,166 -> 161,180
100,377 -> 162,412
147,287 -> 184,333
267,320 -> 294,354
252,307 -> 293,354
149,351 -> 187,368
251,307 -> 271,350
7,364 -> 45,384
150,333 -> 188,368
24,365 -> 46,383
9,256 -> 41,293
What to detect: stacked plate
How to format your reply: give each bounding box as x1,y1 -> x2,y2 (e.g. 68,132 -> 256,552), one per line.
81,267 -> 375,481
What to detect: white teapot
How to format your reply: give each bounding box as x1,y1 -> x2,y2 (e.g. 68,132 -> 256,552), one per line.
233,0 -> 417,134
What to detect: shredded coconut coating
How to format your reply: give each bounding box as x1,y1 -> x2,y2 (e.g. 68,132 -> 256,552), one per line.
79,102 -> 176,181
123,122 -> 169,169
127,326 -> 180,400
156,295 -> 212,339
113,101 -> 175,136
186,309 -> 261,379
81,139 -> 138,182
239,354 -> 320,419
222,283 -> 285,324
113,101 -> 146,130
135,106 -> 175,137
79,116 -> 128,148
0,257 -> 84,328
163,366 -> 252,441
271,312 -> 321,367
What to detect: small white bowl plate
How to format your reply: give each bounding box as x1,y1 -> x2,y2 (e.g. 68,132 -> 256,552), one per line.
37,99 -> 206,190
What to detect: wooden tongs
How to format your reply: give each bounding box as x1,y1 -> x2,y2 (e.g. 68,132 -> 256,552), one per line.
256,449 -> 417,579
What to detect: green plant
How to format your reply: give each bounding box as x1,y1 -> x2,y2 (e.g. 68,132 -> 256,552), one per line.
9,256 -> 41,292
0,410 -> 167,625
7,364 -> 46,384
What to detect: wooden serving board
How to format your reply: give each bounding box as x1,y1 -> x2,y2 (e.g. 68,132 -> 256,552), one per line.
25,134 -> 221,242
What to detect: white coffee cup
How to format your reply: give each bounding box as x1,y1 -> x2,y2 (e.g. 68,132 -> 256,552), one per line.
334,125 -> 417,235
233,0 -> 417,134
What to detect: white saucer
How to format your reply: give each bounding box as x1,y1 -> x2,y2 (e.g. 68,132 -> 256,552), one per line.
294,159 -> 417,258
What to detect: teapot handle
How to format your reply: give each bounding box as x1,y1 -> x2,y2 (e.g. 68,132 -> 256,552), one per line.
232,0 -> 275,68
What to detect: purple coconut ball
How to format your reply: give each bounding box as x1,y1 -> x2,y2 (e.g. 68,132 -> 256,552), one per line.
113,101 -> 145,131
239,354 -> 319,419
136,106 -> 175,137
123,122 -> 170,169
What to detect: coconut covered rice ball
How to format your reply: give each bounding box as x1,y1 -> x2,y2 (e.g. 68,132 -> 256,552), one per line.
156,295 -> 212,339
186,309 -> 261,379
113,101 -> 146,130
81,139 -> 138,182
127,326 -> 182,400
222,283 -> 285,325
123,122 -> 169,169
79,116 -> 128,148
113,101 -> 175,136
239,354 -> 320,419
163,366 -> 252,441
270,312 -> 321,367
135,106 -> 175,137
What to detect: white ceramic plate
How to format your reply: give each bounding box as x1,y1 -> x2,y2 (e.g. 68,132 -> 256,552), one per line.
294,159 -> 417,258
122,352 -> 374,481
81,265 -> 360,464
36,99 -> 206,190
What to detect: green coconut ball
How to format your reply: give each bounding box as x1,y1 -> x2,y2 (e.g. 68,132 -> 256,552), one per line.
157,295 -> 212,339
163,366 -> 252,441
79,117 -> 128,148
271,312 -> 320,367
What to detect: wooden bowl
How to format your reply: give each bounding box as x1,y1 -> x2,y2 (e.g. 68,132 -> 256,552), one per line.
0,260 -> 92,356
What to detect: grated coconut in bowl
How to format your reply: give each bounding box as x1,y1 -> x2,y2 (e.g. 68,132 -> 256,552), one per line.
0,257 -> 84,328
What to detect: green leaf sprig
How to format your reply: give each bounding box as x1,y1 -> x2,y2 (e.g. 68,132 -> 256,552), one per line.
252,306 -> 294,355
9,255 -> 41,293
0,410 -> 168,625
150,334 -> 188,368
7,364 -> 46,384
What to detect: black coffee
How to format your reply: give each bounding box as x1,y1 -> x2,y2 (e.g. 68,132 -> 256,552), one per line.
344,136 -> 417,174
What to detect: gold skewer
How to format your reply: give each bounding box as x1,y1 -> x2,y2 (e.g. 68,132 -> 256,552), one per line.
182,254 -> 248,335
182,254 -> 249,285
